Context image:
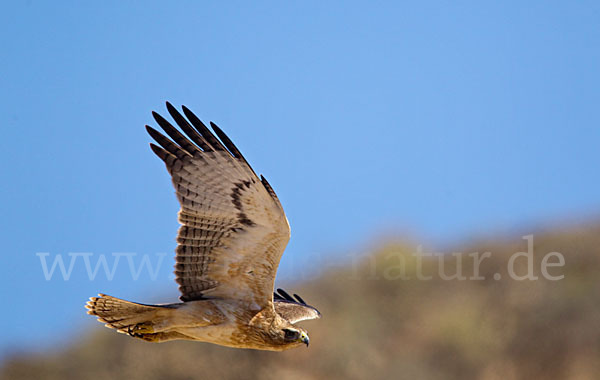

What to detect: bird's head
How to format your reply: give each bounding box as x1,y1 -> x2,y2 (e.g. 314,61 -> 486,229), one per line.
266,318 -> 310,349
281,326 -> 310,347
250,308 -> 311,350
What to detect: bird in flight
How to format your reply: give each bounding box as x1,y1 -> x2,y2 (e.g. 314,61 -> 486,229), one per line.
86,103 -> 320,351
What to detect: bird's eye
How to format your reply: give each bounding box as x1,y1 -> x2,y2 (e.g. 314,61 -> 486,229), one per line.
283,329 -> 299,340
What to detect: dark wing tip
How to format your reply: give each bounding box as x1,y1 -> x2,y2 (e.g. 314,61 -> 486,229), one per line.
181,104 -> 192,114
148,142 -> 174,163
149,142 -> 163,155
145,124 -> 160,139
146,124 -> 189,160
165,101 -> 181,120
151,110 -> 168,127
274,289 -> 315,307
276,288 -> 295,302
210,122 -> 242,158
181,106 -> 227,152
145,125 -> 165,144
293,293 -> 307,305
260,175 -> 280,202
151,110 -> 170,128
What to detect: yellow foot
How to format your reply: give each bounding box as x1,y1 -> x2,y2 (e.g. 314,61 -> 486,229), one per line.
127,322 -> 155,338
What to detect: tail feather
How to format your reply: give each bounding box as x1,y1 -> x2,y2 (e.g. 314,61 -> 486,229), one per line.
85,294 -> 175,336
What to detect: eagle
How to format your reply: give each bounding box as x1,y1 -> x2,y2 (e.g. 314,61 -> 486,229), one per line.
86,103 -> 320,351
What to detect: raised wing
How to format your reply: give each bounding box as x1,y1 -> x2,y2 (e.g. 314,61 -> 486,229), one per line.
147,103 -> 290,308
273,288 -> 321,324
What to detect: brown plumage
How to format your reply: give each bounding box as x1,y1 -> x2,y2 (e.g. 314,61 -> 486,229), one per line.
85,103 -> 320,351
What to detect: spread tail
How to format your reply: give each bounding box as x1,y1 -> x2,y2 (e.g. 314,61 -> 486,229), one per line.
85,294 -> 178,341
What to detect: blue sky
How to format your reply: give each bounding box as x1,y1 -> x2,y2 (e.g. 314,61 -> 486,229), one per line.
1,1 -> 599,354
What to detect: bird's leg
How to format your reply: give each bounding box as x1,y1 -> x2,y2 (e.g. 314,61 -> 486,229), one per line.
127,322 -> 155,337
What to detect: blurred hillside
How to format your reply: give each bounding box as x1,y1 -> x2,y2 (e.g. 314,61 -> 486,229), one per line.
2,224 -> 599,380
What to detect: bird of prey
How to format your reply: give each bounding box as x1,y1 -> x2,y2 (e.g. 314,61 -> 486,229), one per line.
86,103 -> 320,351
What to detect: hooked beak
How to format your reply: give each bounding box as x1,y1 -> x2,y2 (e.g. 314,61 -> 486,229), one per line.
300,332 -> 309,347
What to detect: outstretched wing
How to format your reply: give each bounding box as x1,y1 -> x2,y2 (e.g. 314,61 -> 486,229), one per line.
273,288 -> 321,324
147,102 -> 290,308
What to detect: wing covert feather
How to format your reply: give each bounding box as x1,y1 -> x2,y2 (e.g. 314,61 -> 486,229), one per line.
273,289 -> 321,323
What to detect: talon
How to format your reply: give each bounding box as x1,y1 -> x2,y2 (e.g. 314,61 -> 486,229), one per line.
136,322 -> 154,334
128,322 -> 154,337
